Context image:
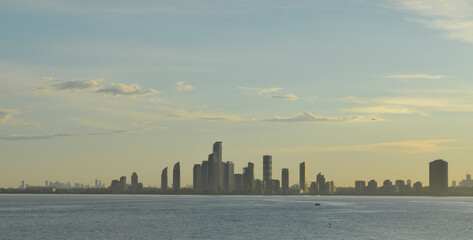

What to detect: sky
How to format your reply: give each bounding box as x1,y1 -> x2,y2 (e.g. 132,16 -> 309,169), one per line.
2,0 -> 473,188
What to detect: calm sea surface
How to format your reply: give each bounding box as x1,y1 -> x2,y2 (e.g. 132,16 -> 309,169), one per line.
1,194 -> 472,239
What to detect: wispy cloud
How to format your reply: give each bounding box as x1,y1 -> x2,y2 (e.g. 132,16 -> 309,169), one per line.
341,95 -> 473,115
238,87 -> 283,94
0,107 -> 19,124
176,81 -> 194,91
384,74 -> 448,79
278,139 -> 458,153
0,127 -> 163,141
168,109 -> 245,122
392,0 -> 473,43
34,78 -> 160,98
262,111 -> 369,123
269,93 -> 299,100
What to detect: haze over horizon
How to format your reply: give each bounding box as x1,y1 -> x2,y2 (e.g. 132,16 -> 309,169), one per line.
2,0 -> 473,188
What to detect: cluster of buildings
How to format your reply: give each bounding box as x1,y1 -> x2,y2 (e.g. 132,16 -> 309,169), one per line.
19,179 -> 106,190
109,172 -> 144,193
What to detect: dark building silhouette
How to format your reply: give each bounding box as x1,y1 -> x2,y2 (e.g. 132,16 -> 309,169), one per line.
309,181 -> 319,195
316,173 -> 326,194
119,176 -> 126,192
161,167 -> 168,191
413,181 -> 423,193
201,161 -> 209,192
193,164 -> 201,193
213,141 -> 223,192
367,179 -> 378,194
173,162 -> 180,191
355,180 -> 366,195
272,180 -> 280,194
208,153 -> 218,193
430,159 -> 448,195
382,179 -> 394,194
254,179 -> 263,194
395,180 -> 405,194
234,174 -> 243,192
243,162 -> 254,193
131,172 -> 138,186
282,168 -> 289,194
263,155 -> 272,194
300,162 -> 308,194
224,161 -> 234,193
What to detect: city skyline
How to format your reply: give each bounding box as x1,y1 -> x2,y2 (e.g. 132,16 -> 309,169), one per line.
3,1 -> 473,188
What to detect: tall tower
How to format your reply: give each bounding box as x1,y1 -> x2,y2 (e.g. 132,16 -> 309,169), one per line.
224,161 -> 234,193
161,167 -> 168,191
429,159 -> 448,195
173,162 -> 180,191
131,172 -> 138,187
201,161 -> 209,192
243,162 -> 255,193
213,141 -> 223,192
263,155 -> 272,194
300,162 -> 308,193
208,153 -> 218,192
193,164 -> 201,193
119,176 -> 126,192
282,168 -> 289,194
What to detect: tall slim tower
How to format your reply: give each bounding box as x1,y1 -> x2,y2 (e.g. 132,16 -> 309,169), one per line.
429,159 -> 448,195
119,176 -> 126,192
173,162 -> 180,191
201,161 -> 209,192
161,167 -> 168,191
300,162 -> 308,193
131,172 -> 138,187
282,168 -> 289,193
224,161 -> 234,193
213,141 -> 223,192
193,164 -> 201,193
263,155 -> 272,194
208,153 -> 218,192
243,162 -> 255,193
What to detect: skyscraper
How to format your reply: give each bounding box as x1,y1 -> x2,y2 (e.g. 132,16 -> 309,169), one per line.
300,162 -> 308,194
161,167 -> 168,191
193,164 -> 201,193
201,161 -> 209,192
367,179 -> 377,194
243,162 -> 254,193
131,172 -> 138,187
234,174 -> 243,192
208,153 -> 218,192
355,180 -> 366,195
213,141 -> 223,192
316,173 -> 326,194
263,155 -> 272,194
282,168 -> 289,194
429,159 -> 448,195
224,161 -> 234,193
173,162 -> 180,191
119,176 -> 126,192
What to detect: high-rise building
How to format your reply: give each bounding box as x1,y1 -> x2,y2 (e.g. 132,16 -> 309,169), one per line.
243,162 -> 254,193
282,168 -> 289,194
131,172 -> 138,187
213,141 -> 223,192
201,161 -> 209,192
367,180 -> 377,194
254,179 -> 263,194
272,180 -> 280,194
395,180 -> 405,194
208,153 -> 218,192
429,159 -> 448,195
224,161 -> 234,193
193,164 -> 201,193
381,179 -> 394,194
173,162 -> 180,191
119,176 -> 126,192
355,180 -> 366,195
161,167 -> 168,191
234,174 -> 243,192
316,173 -> 326,194
413,181 -> 423,193
300,162 -> 308,194
263,155 -> 272,194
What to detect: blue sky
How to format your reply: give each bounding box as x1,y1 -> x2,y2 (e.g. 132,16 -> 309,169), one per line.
2,0 -> 473,188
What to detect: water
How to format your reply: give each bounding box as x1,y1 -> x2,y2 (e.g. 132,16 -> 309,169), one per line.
1,194 -> 472,239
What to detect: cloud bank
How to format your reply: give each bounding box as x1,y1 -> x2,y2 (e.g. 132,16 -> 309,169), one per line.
263,111 -> 366,123
0,108 -> 19,124
176,81 -> 194,91
384,74 -> 448,79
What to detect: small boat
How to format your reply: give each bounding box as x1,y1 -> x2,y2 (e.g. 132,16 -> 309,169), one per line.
315,203 -> 321,206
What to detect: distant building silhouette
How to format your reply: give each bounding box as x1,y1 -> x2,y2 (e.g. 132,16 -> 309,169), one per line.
129,172 -> 143,192
193,164 -> 201,193
413,181 -> 423,193
367,180 -> 377,194
429,159 -> 448,195
234,174 -> 243,192
243,162 -> 254,193
355,180 -> 366,195
208,153 -> 218,192
131,172 -> 138,186
272,180 -> 280,194
382,179 -> 394,194
316,173 -> 326,194
309,181 -> 319,195
395,180 -> 405,194
119,176 -> 126,192
161,167 -> 168,191
173,162 -> 180,191
224,161 -> 234,193
263,155 -> 272,194
254,179 -> 263,194
300,162 -> 308,194
213,141 -> 223,192
282,168 -> 289,194
459,174 -> 473,187
201,161 -> 209,192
